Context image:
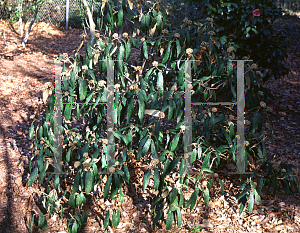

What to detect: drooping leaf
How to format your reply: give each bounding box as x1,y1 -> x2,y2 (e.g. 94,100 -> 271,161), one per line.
85,170 -> 94,195
166,210 -> 174,230
112,209 -> 120,228
78,77 -> 87,101
142,169 -> 151,193
162,41 -> 171,63
28,166 -> 38,187
104,175 -> 112,200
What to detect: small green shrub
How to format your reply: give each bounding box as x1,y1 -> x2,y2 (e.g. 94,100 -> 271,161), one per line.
27,0 -> 297,232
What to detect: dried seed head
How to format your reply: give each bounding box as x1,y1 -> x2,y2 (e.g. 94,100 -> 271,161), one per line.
122,32 -> 128,38
159,112 -> 165,119
130,124 -> 135,130
174,33 -> 180,38
206,17 -> 214,22
152,61 -> 159,67
260,101 -> 266,108
108,166 -> 115,173
64,91 -> 69,97
95,33 -> 100,38
140,37 -> 145,42
201,41 -> 207,46
62,53 -> 68,60
212,107 -> 217,113
112,33 -> 119,39
182,18 -> 189,23
171,86 -> 177,92
180,125 -> 186,131
115,161 -> 120,166
186,48 -> 193,55
227,46 -> 235,53
245,141 -> 250,146
135,66 -> 142,71
162,29 -> 169,34
208,31 -> 216,36
98,80 -> 106,87
251,63 -> 258,70
114,83 -> 120,91
82,65 -> 88,71
44,82 -> 53,90
151,158 -> 159,166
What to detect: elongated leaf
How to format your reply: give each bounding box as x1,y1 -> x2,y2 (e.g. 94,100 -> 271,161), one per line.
68,192 -> 76,209
176,207 -> 182,227
162,41 -> 171,63
73,172 -> 80,194
54,174 -> 59,189
29,122 -> 34,139
157,71 -> 164,91
141,14 -> 146,32
112,209 -> 120,228
248,191 -> 254,215
143,41 -> 148,59
154,168 -> 160,191
176,40 -> 181,57
104,211 -> 110,228
64,103 -> 72,121
38,213 -> 47,231
171,133 -> 180,152
104,175 -> 112,200
126,98 -> 134,124
166,210 -> 173,230
28,166 -> 38,187
204,187 -> 209,206
156,12 -> 163,34
117,8 -> 123,27
85,170 -> 93,195
142,169 -> 151,193
117,44 -> 125,74
78,77 -> 87,101
125,40 -> 131,61
169,188 -> 178,205
138,99 -> 145,122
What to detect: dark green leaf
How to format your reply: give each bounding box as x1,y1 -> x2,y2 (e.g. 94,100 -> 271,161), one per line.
142,169 -> 151,193
204,187 -> 209,206
104,175 -> 112,200
85,170 -> 94,195
112,209 -> 120,228
28,166 -> 38,187
166,210 -> 173,230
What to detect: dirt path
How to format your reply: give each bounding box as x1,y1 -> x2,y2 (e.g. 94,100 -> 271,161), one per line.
0,17 -> 299,233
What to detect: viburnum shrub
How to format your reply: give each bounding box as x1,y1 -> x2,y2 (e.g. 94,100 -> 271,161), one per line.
27,0 -> 299,232
188,0 -> 290,82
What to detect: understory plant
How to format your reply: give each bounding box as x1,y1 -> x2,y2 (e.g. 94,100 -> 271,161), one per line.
27,0 -> 299,232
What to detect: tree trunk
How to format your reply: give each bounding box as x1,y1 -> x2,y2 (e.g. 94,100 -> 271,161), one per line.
22,2 -> 39,48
